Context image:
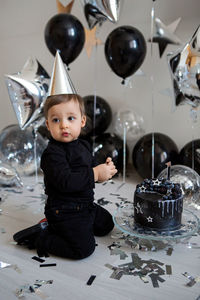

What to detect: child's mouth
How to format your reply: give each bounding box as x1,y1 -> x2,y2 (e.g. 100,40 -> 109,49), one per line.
62,132 -> 69,137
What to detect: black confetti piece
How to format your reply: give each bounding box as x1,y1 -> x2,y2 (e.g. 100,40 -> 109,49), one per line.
32,256 -> 45,263
166,247 -> 173,256
149,273 -> 165,288
117,197 -> 128,201
186,279 -> 196,287
97,198 -> 111,206
149,273 -> 159,288
166,265 -> 172,275
86,275 -> 96,285
29,286 -> 35,293
40,263 -> 56,267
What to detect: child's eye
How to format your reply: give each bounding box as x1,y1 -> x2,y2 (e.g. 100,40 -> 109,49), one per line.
68,116 -> 75,121
52,118 -> 60,123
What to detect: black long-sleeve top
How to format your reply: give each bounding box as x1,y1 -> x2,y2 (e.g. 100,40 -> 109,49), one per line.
40,137 -> 97,208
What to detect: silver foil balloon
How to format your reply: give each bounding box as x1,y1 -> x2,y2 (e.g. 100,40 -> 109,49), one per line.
151,17 -> 181,57
113,109 -> 145,141
167,25 -> 200,108
84,3 -> 107,29
82,0 -> 121,29
158,164 -> 200,208
0,162 -> 23,187
0,124 -> 47,175
5,57 -> 50,130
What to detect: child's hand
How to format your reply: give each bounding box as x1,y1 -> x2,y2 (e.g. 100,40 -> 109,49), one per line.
93,157 -> 117,182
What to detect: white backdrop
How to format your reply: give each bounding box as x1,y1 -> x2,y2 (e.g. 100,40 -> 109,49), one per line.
0,0 -> 200,152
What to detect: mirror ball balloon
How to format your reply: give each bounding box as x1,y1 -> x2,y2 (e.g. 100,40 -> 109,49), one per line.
179,139 -> 200,175
158,164 -> 200,208
94,133 -> 128,173
0,124 -> 47,175
83,95 -> 112,136
0,162 -> 23,188
132,132 -> 179,179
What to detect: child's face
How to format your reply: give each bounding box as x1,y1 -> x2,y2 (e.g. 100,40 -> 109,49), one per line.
46,100 -> 86,143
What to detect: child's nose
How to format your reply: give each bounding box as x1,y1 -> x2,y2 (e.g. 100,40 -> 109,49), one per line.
60,119 -> 68,128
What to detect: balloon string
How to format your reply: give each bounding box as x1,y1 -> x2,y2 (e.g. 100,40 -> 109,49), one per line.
150,1 -> 155,179
190,108 -> 197,170
192,139 -> 194,170
123,125 -> 127,183
150,4 -> 155,55
152,132 -> 155,178
33,128 -> 38,184
92,40 -> 99,155
191,118 -> 195,170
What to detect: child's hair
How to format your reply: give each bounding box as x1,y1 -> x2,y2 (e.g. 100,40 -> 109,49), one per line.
43,94 -> 85,119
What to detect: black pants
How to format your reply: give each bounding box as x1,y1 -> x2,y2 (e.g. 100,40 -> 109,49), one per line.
36,203 -> 114,259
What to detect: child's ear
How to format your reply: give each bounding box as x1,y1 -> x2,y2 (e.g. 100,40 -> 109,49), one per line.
45,120 -> 50,131
81,115 -> 86,128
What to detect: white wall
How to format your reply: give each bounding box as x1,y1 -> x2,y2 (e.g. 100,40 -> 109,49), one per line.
0,0 -> 200,152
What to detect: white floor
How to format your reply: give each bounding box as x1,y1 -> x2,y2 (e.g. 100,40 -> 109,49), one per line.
0,171 -> 200,300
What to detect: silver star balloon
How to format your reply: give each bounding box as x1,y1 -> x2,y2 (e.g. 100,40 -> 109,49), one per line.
0,162 -> 23,188
5,58 -> 50,130
150,17 -> 181,57
167,25 -> 200,108
82,0 -> 121,29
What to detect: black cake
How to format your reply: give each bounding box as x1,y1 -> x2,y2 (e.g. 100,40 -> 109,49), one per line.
134,178 -> 183,231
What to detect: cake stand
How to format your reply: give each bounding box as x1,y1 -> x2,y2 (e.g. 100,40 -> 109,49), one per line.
113,203 -> 200,249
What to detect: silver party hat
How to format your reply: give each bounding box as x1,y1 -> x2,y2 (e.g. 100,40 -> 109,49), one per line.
48,51 -> 76,96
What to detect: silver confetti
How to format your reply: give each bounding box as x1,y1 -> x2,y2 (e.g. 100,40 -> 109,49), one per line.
0,261 -> 11,269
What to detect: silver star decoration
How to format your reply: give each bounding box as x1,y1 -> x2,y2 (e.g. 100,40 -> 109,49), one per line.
139,185 -> 146,193
5,57 -> 50,130
150,17 -> 181,57
167,25 -> 200,108
152,179 -> 161,186
147,216 -> 153,223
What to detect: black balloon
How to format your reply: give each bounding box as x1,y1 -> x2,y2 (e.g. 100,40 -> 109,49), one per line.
179,139 -> 200,175
132,133 -> 179,179
104,26 -> 147,81
44,13 -> 85,65
83,95 -> 112,136
94,133 -> 128,173
38,125 -> 51,140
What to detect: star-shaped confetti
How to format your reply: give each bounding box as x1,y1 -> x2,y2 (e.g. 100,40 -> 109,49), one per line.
150,17 -> 181,57
56,0 -> 74,14
84,26 -> 103,58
